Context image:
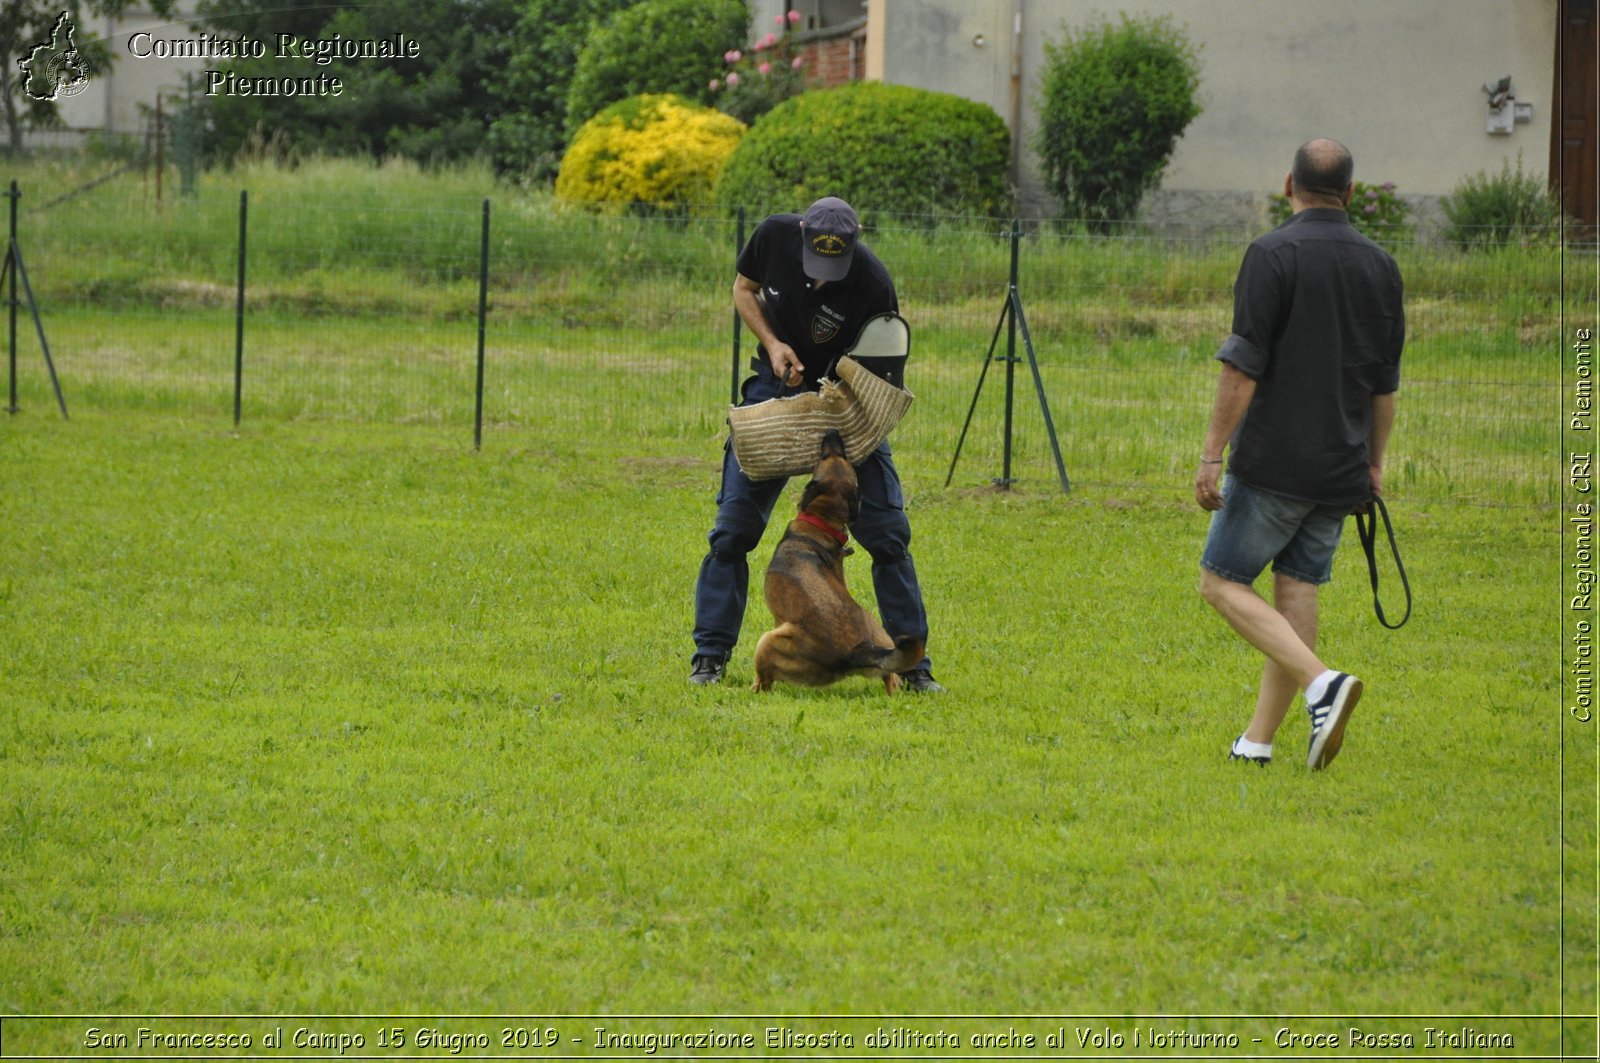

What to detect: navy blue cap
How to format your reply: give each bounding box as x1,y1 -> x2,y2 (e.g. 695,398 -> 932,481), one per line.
801,197 -> 858,281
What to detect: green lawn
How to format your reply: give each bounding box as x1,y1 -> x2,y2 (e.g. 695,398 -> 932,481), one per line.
0,156 -> 1591,1055
0,410 -> 1586,1048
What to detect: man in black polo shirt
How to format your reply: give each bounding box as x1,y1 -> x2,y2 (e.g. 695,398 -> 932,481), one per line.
1194,138 -> 1405,770
688,197 -> 941,691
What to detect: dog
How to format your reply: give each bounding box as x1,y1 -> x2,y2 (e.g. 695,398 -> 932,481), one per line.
751,430 -> 925,693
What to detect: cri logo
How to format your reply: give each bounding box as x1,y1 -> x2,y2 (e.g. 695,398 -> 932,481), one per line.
810,233 -> 848,257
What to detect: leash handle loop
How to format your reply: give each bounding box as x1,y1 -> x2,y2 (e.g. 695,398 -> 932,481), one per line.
1355,494 -> 1411,630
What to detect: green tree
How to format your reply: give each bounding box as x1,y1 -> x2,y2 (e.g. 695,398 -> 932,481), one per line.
2,0 -> 178,153
563,0 -> 747,136
194,0 -> 519,164
1033,13 -> 1202,229
485,0 -> 634,180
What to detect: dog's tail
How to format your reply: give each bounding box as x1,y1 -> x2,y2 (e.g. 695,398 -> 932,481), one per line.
843,635 -> 925,675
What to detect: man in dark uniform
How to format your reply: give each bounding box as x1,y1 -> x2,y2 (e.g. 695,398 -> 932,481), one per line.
689,197 -> 942,691
1195,138 -> 1404,770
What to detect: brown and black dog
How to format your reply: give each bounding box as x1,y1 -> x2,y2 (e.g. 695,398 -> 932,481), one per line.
752,430 -> 924,693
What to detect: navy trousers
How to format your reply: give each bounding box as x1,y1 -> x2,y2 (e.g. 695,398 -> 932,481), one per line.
692,371 -> 932,669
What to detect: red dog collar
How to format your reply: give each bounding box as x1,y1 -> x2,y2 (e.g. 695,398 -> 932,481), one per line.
795,511 -> 848,546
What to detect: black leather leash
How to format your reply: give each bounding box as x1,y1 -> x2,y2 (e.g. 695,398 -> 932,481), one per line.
1355,494 -> 1411,630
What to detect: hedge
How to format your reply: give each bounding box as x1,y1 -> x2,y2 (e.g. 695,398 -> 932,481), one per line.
555,93 -> 747,213
713,82 -> 1011,223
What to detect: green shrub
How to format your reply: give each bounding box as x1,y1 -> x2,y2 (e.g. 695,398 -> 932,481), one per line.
1442,154 -> 1566,248
1270,181 -> 1413,246
1033,13 -> 1202,230
555,93 -> 746,213
712,82 -> 1011,223
564,0 -> 748,137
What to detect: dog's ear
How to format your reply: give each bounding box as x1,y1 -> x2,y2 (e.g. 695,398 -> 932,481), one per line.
846,483 -> 861,523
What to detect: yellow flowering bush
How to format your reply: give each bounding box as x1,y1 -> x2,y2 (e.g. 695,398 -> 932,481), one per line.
555,94 -> 746,213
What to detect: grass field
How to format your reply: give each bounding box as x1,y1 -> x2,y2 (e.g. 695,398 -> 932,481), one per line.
0,156 -> 1594,1054
0,410 -> 1588,1038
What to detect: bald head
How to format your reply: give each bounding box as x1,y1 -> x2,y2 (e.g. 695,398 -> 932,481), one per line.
1290,138 -> 1354,204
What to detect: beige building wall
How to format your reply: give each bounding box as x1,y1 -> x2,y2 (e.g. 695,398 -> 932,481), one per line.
872,0 -> 1558,217
52,7 -> 207,138
42,0 -> 1562,221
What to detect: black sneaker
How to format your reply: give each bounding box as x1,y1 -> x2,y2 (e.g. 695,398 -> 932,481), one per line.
689,654 -> 727,686
1306,672 -> 1362,770
899,668 -> 946,694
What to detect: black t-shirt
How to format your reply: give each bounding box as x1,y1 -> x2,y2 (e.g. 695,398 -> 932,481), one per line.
1218,208 -> 1405,506
736,213 -> 898,390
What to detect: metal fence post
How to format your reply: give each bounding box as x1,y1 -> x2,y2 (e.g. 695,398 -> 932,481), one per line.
233,190 -> 247,426
7,180 -> 17,414
475,198 -> 489,451
1001,220 -> 1020,486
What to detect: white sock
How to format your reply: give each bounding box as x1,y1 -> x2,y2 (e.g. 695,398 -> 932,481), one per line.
1233,736 -> 1273,758
1304,669 -> 1340,705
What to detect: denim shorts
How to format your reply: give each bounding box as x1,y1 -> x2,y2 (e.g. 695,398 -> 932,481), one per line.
1201,476 -> 1349,586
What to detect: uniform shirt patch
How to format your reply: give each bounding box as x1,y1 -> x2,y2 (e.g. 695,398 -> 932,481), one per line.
811,314 -> 841,344
811,304 -> 845,344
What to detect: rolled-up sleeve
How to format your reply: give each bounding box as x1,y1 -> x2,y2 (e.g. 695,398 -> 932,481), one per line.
1215,332 -> 1268,379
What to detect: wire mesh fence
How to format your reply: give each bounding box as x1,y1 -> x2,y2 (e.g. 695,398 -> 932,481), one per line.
4,171 -> 1583,506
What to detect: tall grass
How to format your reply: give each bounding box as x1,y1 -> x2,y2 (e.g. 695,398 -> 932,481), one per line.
0,155 -> 1582,505
8,155 -> 1573,316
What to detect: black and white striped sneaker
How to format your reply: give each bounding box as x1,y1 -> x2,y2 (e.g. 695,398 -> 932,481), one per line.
1306,672 -> 1363,770
1229,736 -> 1271,765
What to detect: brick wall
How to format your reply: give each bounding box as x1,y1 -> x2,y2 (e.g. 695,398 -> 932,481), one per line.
798,26 -> 864,88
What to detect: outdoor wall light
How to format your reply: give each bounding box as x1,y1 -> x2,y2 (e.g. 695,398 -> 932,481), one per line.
1483,75 -> 1534,135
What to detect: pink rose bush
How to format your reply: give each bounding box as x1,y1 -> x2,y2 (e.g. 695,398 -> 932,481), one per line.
709,12 -> 809,124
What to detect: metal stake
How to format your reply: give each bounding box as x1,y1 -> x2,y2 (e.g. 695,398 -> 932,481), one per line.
475,198 -> 489,450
